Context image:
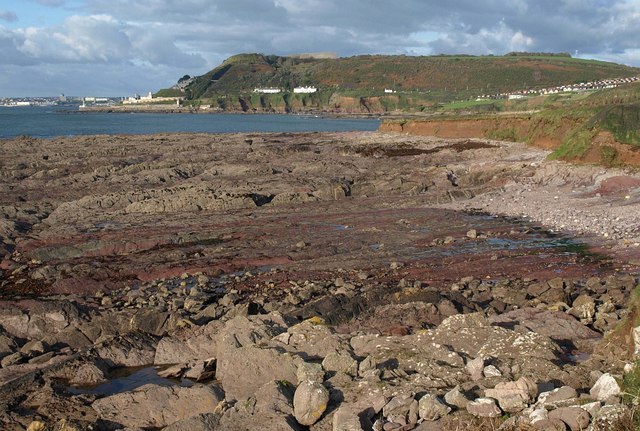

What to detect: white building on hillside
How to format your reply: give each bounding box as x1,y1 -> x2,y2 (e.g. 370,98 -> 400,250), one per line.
293,86 -> 317,93
253,87 -> 281,94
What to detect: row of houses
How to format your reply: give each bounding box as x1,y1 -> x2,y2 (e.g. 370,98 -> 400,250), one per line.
538,76 -> 638,95
478,76 -> 639,101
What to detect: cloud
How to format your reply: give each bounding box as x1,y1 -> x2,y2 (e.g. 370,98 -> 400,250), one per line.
4,14 -> 206,68
17,15 -> 132,63
17,0 -> 640,65
0,10 -> 18,22
429,21 -> 534,55
3,0 -> 640,96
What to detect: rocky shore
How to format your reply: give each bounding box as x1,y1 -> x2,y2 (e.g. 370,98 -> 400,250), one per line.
0,131 -> 639,430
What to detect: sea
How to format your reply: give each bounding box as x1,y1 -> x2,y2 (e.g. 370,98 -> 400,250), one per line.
0,106 -> 380,139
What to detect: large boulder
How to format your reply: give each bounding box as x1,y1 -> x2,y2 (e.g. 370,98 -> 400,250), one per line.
43,326 -> 93,350
537,386 -> 579,408
128,308 -> 170,336
293,380 -> 330,426
484,376 -> 538,413
568,295 -> 596,321
466,357 -> 484,381
91,384 -> 224,429
296,361 -> 325,384
254,380 -> 296,416
284,318 -> 348,360
489,308 -> 601,348
467,398 -> 502,418
548,406 -> 590,431
216,380 -> 302,431
216,345 -> 298,400
430,312 -> 562,362
69,363 -> 108,386
350,333 -> 466,387
332,405 -> 366,431
71,311 -> 131,344
383,392 -> 418,427
418,394 -> 451,421
94,333 -> 157,367
589,373 -> 621,401
0,301 -> 81,340
444,386 -> 470,410
215,314 -> 298,400
154,320 -> 223,365
322,351 -> 358,377
217,314 -> 290,349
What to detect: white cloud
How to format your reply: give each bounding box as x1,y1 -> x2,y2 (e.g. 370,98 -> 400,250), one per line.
429,21 -> 534,55
16,15 -> 131,63
5,13 -> 206,68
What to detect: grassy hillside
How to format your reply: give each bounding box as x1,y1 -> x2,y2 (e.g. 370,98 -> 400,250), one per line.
382,81 -> 640,166
176,53 -> 639,104
533,83 -> 640,162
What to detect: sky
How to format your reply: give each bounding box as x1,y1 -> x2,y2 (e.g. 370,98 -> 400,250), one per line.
1,0 -> 640,97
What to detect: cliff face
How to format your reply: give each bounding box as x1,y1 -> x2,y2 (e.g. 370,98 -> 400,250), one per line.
380,116 -> 565,146
203,93 -> 426,115
379,114 -> 640,166
381,116 -> 532,139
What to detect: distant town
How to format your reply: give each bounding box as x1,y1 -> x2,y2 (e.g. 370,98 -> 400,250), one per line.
0,94 -> 120,107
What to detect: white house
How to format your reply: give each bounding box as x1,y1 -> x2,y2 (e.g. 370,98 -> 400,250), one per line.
384,89 -> 396,93
293,86 -> 317,93
253,87 -> 281,94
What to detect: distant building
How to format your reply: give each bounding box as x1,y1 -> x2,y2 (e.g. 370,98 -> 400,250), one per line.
121,91 -> 181,105
293,86 -> 317,93
253,87 -> 281,94
384,89 -> 396,93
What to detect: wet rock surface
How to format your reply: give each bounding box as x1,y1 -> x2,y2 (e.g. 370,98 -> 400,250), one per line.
0,131 -> 639,430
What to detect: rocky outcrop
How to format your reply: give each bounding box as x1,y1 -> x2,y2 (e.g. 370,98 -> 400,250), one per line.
91,384 -> 224,429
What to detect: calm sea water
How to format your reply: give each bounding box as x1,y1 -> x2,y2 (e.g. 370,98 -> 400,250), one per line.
0,106 -> 380,138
